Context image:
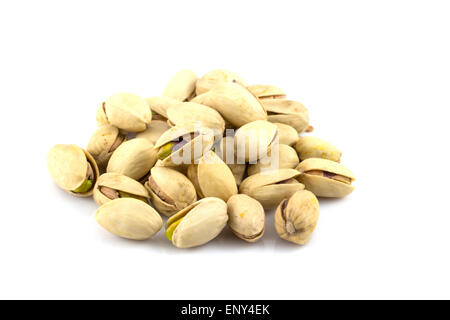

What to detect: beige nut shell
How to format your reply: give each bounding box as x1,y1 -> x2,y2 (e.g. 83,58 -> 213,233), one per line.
247,84 -> 286,99
196,69 -> 247,95
216,136 -> 247,186
247,144 -> 299,176
262,99 -> 309,133
104,93 -> 151,132
136,120 -> 171,145
167,102 -> 225,133
87,125 -> 125,169
273,123 -> 299,146
145,96 -> 181,119
295,136 -> 342,162
162,69 -> 197,101
227,194 -> 265,242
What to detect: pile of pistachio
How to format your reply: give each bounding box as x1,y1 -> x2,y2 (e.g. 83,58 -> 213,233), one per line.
47,69 -> 355,248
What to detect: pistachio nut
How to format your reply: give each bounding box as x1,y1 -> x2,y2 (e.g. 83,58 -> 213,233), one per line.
234,120 -> 278,163
215,136 -> 246,186
87,125 -> 127,170
95,198 -> 162,240
136,120 -> 171,145
295,136 -> 342,162
145,96 -> 181,120
275,190 -> 320,245
47,144 -> 99,197
162,69 -> 197,102
100,93 -> 151,132
196,69 -> 247,95
247,144 -> 299,176
167,102 -> 225,133
247,84 -> 286,99
227,194 -> 265,242
273,123 -> 299,146
154,127 -> 214,167
154,159 -> 189,175
186,151 -> 238,202
262,99 -> 309,133
144,166 -> 197,217
296,158 -> 355,198
107,138 -> 157,181
192,82 -> 267,128
93,172 -> 149,206
239,168 -> 305,208
165,197 -> 228,248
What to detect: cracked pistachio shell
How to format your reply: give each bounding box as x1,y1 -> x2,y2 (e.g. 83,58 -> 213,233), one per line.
296,158 -> 355,198
216,136 -> 246,186
239,168 -> 305,209
167,102 -> 225,133
87,125 -> 127,169
196,69 -> 247,95
107,138 -> 157,180
275,190 -> 319,245
187,151 -> 238,202
93,172 -> 149,206
95,198 -> 162,240
145,96 -> 181,119
247,84 -> 286,99
154,127 -> 214,167
154,159 -> 189,175
192,82 -> 267,128
47,144 -> 99,197
144,166 -> 197,217
262,99 -> 309,133
227,194 -> 265,242
165,197 -> 228,248
273,123 -> 299,146
162,69 -> 197,101
101,93 -> 151,132
136,120 -> 171,145
248,144 -> 299,176
295,136 -> 342,162
234,120 -> 278,163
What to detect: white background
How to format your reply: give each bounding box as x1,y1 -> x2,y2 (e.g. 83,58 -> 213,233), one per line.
0,0 -> 449,299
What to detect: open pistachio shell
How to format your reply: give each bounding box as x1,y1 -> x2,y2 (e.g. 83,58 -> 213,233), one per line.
102,93 -> 151,132
275,190 -> 320,245
93,172 -> 149,206
227,194 -> 265,242
167,102 -> 225,133
154,127 -> 214,167
47,144 -> 99,197
247,84 -> 286,99
239,168 -> 305,209
136,120 -> 171,145
145,96 -> 181,119
296,158 -> 355,198
186,151 -> 238,202
165,197 -> 228,248
95,198 -> 162,240
192,82 -> 267,128
234,120 -> 278,163
273,123 -> 299,146
295,136 -> 342,162
162,69 -> 197,102
144,166 -> 197,217
262,99 -> 309,133
107,138 -> 157,181
87,125 -> 127,170
196,69 -> 247,95
247,144 -> 299,176
215,136 -> 247,186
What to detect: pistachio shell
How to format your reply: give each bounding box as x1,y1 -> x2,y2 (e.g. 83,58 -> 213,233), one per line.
239,168 -> 304,208
47,144 -> 99,197
275,190 -> 320,245
136,120 -> 171,145
145,96 -> 180,119
166,197 -> 228,248
247,84 -> 286,99
144,166 -> 197,217
162,69 -> 197,101
215,136 -> 246,185
167,102 -> 225,133
262,99 -> 309,132
95,198 -> 162,240
192,82 -> 267,128
247,144 -> 299,176
227,194 -> 265,242
186,151 -> 238,202
93,172 -> 149,206
196,69 -> 247,95
103,93 -> 151,132
234,120 -> 277,163
87,125 -> 126,169
296,158 -> 355,197
273,123 -> 299,146
107,138 -> 157,180
96,104 -> 109,127
295,136 -> 342,162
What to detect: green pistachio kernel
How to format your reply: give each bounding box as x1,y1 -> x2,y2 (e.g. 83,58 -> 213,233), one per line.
165,219 -> 183,241
158,142 -> 174,160
73,179 -> 93,193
